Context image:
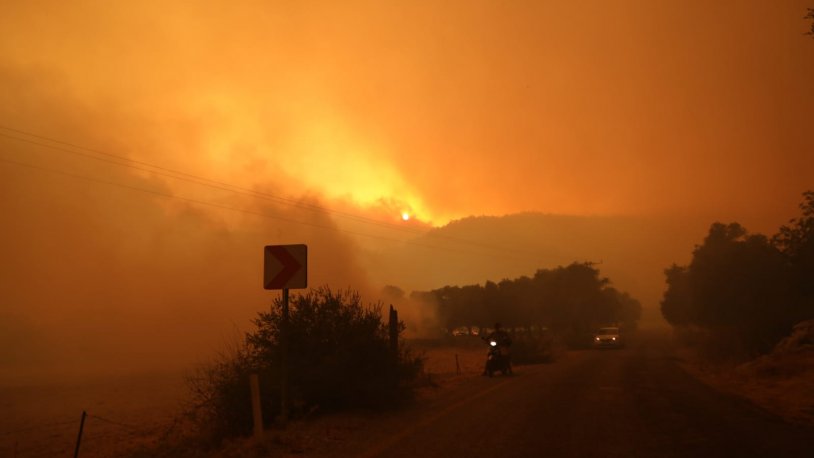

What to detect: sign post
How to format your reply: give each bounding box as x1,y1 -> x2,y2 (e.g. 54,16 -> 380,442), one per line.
264,244 -> 307,424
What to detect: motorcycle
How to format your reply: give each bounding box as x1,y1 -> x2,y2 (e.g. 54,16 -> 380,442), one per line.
483,337 -> 512,377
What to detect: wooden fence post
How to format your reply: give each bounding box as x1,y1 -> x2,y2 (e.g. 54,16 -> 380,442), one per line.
389,305 -> 398,353
73,410 -> 87,458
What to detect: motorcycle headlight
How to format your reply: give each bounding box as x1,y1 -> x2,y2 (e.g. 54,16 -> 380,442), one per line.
612,337 -> 616,341
490,341 -> 497,346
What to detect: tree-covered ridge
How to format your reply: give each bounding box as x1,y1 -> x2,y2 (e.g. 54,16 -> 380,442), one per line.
661,191 -> 814,358
417,263 -> 642,337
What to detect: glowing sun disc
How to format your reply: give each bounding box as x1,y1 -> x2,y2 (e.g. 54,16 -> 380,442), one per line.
401,212 -> 410,221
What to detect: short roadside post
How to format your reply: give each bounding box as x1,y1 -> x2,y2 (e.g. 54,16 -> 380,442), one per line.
73,410 -> 87,458
264,244 -> 307,425
389,305 -> 398,354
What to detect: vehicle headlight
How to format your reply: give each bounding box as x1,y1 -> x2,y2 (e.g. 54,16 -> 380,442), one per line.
612,337 -> 616,341
490,341 -> 497,346
594,337 -> 600,341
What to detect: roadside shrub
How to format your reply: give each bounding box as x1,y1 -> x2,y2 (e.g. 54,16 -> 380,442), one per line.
186,286 -> 422,443
510,329 -> 555,363
185,340 -> 259,445
250,287 -> 423,412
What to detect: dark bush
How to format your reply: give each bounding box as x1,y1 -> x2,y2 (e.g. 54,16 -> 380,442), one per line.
186,341 -> 258,444
510,328 -> 555,363
186,286 -> 422,443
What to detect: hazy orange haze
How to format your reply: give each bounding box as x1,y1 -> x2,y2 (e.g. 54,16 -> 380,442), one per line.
1,0 -> 812,380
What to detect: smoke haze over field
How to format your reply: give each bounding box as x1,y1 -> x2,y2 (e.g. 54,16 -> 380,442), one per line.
1,1 -> 813,381
0,132 -> 372,381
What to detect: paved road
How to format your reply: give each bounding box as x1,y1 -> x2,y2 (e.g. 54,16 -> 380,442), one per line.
347,331 -> 813,458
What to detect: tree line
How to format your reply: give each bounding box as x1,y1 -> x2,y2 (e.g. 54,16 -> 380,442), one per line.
413,263 -> 642,342
661,191 -> 814,358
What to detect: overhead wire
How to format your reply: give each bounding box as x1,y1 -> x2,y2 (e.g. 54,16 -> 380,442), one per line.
0,127 -> 415,233
0,155 -> 542,262
0,418 -> 77,436
0,125 -> 545,262
0,125 -> 541,257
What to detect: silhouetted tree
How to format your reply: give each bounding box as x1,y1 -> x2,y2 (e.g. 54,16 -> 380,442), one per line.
662,192 -> 814,358
426,262 -> 640,339
483,280 -> 501,327
773,190 -> 814,322
661,264 -> 692,326
435,285 -> 466,331
806,8 -> 814,37
604,287 -> 642,330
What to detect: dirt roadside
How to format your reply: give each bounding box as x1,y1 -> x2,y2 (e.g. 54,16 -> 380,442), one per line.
673,339 -> 814,427
112,334 -> 814,457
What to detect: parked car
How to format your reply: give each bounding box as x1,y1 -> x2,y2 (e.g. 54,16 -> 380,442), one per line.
593,327 -> 624,348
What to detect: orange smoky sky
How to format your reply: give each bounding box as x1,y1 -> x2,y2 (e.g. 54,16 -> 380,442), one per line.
1,0 -> 812,227
1,1 -> 813,379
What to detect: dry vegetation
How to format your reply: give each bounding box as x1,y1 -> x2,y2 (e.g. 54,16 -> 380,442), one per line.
0,373 -> 187,458
132,339 -> 490,458
1,343 -> 487,458
728,351 -> 814,423
676,321 -> 814,425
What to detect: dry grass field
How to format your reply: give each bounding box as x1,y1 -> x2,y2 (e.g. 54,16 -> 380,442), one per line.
682,350 -> 814,426
0,339 -> 489,458
675,323 -> 814,427
411,338 -> 486,376
0,372 -> 188,458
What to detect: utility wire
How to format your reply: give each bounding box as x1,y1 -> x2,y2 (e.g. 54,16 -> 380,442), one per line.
0,155 -> 411,244
0,130 -> 407,232
0,419 -> 76,436
0,155 -> 542,263
87,414 -> 140,430
0,125 -> 539,258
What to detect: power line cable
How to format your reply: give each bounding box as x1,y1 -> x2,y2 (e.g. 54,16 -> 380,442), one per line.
0,155 -> 406,243
0,125 -> 536,257
0,418 -> 77,436
0,126 -> 433,234
86,413 -> 140,430
0,155 -> 541,263
0,130 -> 407,231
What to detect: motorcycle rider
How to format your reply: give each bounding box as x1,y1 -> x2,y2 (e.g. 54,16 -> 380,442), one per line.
482,322 -> 513,375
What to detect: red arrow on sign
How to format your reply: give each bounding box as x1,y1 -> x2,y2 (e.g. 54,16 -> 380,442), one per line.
264,244 -> 307,290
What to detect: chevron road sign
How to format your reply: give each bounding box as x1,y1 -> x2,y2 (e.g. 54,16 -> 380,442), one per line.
263,244 -> 307,290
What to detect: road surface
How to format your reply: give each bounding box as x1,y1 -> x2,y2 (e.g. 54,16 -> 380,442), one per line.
324,331 -> 813,458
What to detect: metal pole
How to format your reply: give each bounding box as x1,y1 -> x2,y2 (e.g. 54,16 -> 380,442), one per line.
280,288 -> 289,423
73,410 -> 87,458
389,305 -> 398,354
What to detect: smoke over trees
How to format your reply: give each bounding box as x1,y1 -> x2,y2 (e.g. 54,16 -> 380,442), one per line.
661,191 -> 814,358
